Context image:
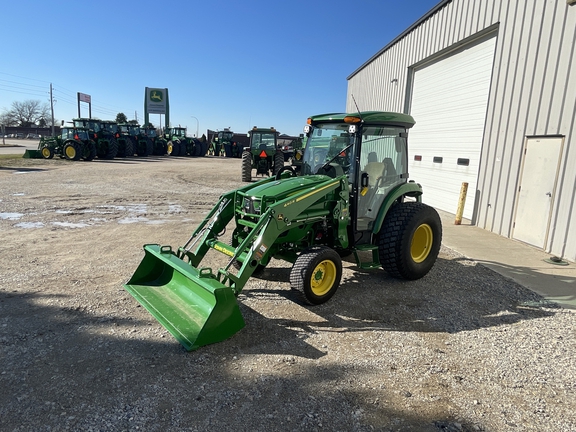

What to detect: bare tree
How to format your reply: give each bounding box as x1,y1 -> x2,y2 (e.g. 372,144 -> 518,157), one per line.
2,100 -> 51,127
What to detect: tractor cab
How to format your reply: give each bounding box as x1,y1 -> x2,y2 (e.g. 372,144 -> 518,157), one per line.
61,127 -> 90,142
301,111 -> 412,245
249,127 -> 278,154
73,118 -> 101,140
171,127 -> 187,138
241,127 -> 284,180
100,121 -> 118,136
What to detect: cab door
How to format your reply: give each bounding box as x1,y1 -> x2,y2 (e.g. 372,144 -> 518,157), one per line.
355,128 -> 407,234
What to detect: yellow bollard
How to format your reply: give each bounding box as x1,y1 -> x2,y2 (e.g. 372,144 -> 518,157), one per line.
454,182 -> 469,225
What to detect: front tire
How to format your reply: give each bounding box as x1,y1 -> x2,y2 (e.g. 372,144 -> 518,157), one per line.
378,202 -> 442,280
63,142 -> 81,161
41,146 -> 54,159
290,246 -> 342,305
241,151 -> 252,182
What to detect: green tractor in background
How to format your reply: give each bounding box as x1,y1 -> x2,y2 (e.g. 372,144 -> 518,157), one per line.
38,127 -> 96,161
124,111 -> 443,351
241,127 -> 284,181
141,125 -> 167,156
210,129 -> 240,157
73,118 -> 118,159
100,120 -> 133,158
165,127 -> 201,156
118,123 -> 153,157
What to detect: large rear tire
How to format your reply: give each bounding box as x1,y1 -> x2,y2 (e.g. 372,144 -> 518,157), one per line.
378,202 -> 442,280
99,139 -> 118,159
179,140 -> 188,156
241,151 -> 252,182
168,141 -> 179,156
145,138 -> 153,156
290,246 -> 342,305
273,151 -> 284,177
83,141 -> 96,161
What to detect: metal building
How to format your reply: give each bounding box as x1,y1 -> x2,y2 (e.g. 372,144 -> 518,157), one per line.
347,0 -> 576,261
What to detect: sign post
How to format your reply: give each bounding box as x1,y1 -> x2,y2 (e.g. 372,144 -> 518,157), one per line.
77,92 -> 92,118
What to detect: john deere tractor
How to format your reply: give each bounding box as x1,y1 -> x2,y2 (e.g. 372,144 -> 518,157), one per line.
38,127 -> 96,161
124,111 -> 442,351
210,129 -> 240,157
241,127 -> 284,181
73,118 -> 118,159
100,120 -> 133,158
165,127 -> 199,156
142,125 -> 167,155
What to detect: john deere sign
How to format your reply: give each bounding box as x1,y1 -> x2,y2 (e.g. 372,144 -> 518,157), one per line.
144,87 -> 170,128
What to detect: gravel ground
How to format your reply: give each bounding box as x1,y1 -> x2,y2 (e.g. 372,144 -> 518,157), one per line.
0,155 -> 575,431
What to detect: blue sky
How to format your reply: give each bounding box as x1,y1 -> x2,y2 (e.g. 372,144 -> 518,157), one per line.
1,0 -> 439,137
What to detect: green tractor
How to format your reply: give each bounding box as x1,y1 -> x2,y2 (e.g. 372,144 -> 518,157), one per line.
73,118 -> 118,159
38,127 -> 96,161
210,129 -> 240,157
100,120 -> 133,158
241,127 -> 285,181
165,127 -> 201,156
141,126 -> 167,156
124,111 -> 442,351
118,123 -> 152,157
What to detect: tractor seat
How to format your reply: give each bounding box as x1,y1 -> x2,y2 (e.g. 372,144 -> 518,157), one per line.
363,162 -> 385,187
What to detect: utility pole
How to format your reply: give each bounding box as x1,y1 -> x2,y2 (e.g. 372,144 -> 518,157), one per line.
50,83 -> 55,136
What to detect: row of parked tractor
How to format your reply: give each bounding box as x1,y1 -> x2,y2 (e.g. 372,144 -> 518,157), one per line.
30,119 -> 207,161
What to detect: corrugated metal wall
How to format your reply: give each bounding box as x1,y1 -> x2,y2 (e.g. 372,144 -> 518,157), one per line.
347,0 -> 576,260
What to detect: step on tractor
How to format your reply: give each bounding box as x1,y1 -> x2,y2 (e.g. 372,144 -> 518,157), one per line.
241,127 -> 284,182
100,120 -> 132,158
124,111 -> 442,351
38,127 -> 96,161
73,118 -> 118,159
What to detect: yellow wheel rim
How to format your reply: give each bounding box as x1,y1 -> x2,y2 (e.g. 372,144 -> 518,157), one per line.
167,143 -> 173,154
310,260 -> 337,296
41,147 -> 51,158
65,145 -> 76,159
411,223 -> 433,263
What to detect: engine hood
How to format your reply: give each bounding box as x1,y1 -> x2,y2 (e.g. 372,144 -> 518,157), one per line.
245,175 -> 334,201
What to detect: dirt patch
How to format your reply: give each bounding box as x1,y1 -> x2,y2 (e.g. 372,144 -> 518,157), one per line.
1,156 -> 574,431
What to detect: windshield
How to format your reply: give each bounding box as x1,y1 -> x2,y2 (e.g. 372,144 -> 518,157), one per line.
250,132 -> 276,150
173,129 -> 186,137
221,131 -> 234,141
301,123 -> 354,177
146,129 -> 157,137
129,126 -> 140,135
76,130 -> 89,140
103,123 -> 117,133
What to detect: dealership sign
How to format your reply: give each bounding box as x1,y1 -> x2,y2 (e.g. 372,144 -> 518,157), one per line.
145,87 -> 168,114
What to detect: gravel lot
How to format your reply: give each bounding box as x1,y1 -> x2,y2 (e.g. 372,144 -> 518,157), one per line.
1,155 -> 575,431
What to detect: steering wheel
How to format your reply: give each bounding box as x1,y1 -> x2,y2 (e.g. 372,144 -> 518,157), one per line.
275,166 -> 297,180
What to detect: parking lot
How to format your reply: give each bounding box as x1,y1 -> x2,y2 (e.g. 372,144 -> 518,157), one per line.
1,155 -> 575,431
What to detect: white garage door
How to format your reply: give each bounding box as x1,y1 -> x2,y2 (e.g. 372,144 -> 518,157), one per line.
408,35 -> 496,220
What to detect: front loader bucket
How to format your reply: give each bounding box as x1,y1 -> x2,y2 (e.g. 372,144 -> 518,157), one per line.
23,149 -> 43,159
124,244 -> 245,351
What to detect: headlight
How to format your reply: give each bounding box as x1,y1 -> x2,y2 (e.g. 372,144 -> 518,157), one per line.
243,197 -> 261,214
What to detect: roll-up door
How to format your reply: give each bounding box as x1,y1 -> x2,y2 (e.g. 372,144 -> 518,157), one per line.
407,35 -> 496,220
